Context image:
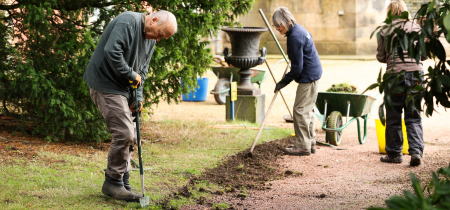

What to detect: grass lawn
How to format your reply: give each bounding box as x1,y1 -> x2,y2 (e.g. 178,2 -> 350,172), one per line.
1,119 -> 293,209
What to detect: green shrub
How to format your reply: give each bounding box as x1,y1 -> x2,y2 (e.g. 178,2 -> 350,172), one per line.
0,0 -> 254,142
368,163 -> 450,210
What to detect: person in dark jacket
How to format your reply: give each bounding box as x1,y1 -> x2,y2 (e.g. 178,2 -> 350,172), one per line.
376,0 -> 425,166
83,10 -> 177,202
272,7 -> 323,156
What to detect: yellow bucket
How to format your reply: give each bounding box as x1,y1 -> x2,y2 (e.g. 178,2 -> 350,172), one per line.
375,119 -> 409,154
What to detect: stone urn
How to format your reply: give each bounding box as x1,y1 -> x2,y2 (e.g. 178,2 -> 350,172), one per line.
222,27 -> 268,95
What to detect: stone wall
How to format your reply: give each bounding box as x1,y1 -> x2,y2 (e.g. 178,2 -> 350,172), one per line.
218,0 -> 390,56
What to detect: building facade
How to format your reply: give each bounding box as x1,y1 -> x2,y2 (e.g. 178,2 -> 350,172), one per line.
213,0 -> 432,56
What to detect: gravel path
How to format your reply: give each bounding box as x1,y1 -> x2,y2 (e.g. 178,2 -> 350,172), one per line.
152,59 -> 450,209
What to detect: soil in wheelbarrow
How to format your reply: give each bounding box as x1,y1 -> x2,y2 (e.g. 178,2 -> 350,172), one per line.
326,83 -> 358,93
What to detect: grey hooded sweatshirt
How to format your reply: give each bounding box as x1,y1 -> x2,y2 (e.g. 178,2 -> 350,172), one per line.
83,11 -> 156,102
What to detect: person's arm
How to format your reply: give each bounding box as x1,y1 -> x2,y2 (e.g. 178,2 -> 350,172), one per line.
376,34 -> 387,63
136,47 -> 155,103
274,36 -> 303,93
283,36 -> 304,83
103,23 -> 138,82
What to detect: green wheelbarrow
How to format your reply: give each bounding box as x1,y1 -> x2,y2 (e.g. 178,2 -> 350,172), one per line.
210,66 -> 268,104
314,90 -> 379,146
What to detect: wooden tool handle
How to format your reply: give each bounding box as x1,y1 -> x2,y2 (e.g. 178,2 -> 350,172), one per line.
250,61 -> 291,153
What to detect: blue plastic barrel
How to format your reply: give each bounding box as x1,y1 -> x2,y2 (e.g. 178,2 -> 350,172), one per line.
182,77 -> 209,102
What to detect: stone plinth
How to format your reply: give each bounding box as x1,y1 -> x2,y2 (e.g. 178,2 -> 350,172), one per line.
225,94 -> 265,124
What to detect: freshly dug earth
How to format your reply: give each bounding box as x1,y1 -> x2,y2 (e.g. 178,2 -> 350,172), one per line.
161,137 -> 299,208
199,137 -> 299,190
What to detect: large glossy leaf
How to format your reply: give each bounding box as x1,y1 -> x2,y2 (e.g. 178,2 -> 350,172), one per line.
385,92 -> 393,110
423,20 -> 434,38
415,38 -> 423,64
391,37 -> 399,60
378,102 -> 385,126
436,77 -> 443,93
435,41 -> 447,62
392,86 -> 405,94
362,83 -> 379,94
377,67 -> 382,84
428,1 -> 436,13
414,84 -> 424,92
444,14 -> 450,33
386,196 -> 416,209
400,30 -> 409,51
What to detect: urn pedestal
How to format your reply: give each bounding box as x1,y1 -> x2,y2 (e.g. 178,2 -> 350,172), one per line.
226,94 -> 265,124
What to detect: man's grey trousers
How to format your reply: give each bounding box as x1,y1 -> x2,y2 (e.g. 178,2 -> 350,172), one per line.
90,88 -> 136,180
384,71 -> 424,157
293,80 -> 320,149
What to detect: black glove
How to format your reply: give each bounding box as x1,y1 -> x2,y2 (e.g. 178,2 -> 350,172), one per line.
274,79 -> 290,93
128,89 -> 141,117
129,100 -> 142,117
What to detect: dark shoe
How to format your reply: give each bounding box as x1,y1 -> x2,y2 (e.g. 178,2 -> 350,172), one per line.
380,155 -> 403,163
102,173 -> 142,202
283,147 -> 311,156
123,172 -> 144,198
410,154 -> 421,166
311,142 -> 316,154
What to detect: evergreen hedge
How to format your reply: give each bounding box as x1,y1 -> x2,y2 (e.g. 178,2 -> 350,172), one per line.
0,0 -> 254,142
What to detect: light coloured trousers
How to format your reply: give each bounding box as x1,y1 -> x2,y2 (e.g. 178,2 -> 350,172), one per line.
90,88 -> 136,180
293,80 -> 320,149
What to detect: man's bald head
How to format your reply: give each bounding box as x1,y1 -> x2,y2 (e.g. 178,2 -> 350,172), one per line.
150,10 -> 177,34
144,10 -> 177,41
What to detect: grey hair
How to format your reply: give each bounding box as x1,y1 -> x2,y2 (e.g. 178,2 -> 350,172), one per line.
272,7 -> 296,30
150,10 -> 178,33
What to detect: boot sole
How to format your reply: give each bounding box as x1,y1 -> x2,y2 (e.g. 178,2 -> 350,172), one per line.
380,157 -> 403,163
103,189 -> 140,203
102,183 -> 139,202
289,144 -> 316,154
284,151 -> 311,156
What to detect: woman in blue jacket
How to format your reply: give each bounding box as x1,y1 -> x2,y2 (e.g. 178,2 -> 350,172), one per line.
272,7 -> 323,156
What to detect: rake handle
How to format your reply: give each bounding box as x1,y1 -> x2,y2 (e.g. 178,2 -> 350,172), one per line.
250,61 -> 291,153
264,60 -> 293,119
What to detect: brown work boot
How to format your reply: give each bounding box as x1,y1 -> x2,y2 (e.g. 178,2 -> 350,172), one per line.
283,147 -> 311,156
380,155 -> 403,163
288,142 -> 316,154
102,172 -> 142,202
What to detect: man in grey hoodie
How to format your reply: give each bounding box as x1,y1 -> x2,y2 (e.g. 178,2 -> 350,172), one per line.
83,10 -> 177,202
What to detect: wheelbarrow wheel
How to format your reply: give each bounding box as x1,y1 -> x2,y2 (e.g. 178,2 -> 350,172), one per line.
214,78 -> 230,105
327,111 -> 343,146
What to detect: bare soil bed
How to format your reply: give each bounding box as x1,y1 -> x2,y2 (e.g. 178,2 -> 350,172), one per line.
199,136 -> 297,190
